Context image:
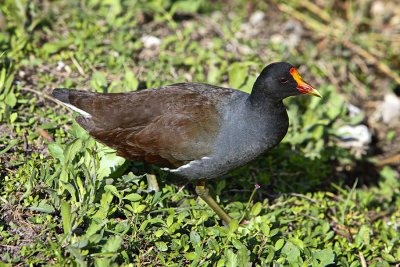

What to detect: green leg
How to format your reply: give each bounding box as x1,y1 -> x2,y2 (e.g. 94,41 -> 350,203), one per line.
146,173 -> 160,192
195,180 -> 232,225
144,163 -> 160,192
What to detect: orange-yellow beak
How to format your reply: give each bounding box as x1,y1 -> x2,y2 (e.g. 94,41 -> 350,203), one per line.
290,67 -> 321,98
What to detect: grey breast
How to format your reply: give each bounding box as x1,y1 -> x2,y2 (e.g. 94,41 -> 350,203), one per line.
174,91 -> 289,180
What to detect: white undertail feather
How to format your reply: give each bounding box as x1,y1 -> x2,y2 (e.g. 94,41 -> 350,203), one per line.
57,101 -> 92,118
167,156 -> 211,173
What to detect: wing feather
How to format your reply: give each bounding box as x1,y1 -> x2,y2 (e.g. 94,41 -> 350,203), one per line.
55,84 -> 226,168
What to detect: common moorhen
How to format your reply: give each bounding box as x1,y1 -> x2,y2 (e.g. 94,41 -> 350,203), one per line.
52,62 -> 321,225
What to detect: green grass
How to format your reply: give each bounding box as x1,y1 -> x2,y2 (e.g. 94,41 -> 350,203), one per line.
1,0 -> 399,266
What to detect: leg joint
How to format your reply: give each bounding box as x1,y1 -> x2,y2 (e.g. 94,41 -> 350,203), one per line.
195,185 -> 209,197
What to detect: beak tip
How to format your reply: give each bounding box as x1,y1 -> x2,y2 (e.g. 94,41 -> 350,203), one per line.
299,85 -> 321,98
314,91 -> 322,98
307,87 -> 321,98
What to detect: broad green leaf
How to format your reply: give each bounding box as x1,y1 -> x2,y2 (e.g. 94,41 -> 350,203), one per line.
9,112 -> 17,123
0,67 -> 6,89
270,228 -> 279,237
229,219 -> 239,232
123,193 -> 142,202
190,231 -> 201,245
129,203 -> 146,213
61,200 -> 72,234
155,241 -> 168,252
84,221 -> 104,238
0,139 -> 18,156
102,235 -> 122,253
241,74 -> 257,94
312,249 -> 335,267
69,247 -> 86,266
48,143 -> 65,163
282,241 -> 301,264
59,181 -> 77,202
155,229 -> 164,237
91,71 -> 107,92
289,238 -> 304,250
30,200 -> 55,214
232,239 -> 244,250
237,246 -> 250,267
64,139 -> 83,162
171,0 -> 201,14
69,123 -> 90,140
251,202 -> 262,216
185,252 -> 197,261
93,191 -> 114,219
166,214 -> 174,227
94,258 -> 110,267
4,73 -> 13,94
207,63 -> 221,84
321,221 -> 330,233
229,62 -> 247,89
104,184 -> 122,199
124,69 -> 138,90
41,40 -> 70,55
355,225 -> 371,247
260,224 -> 270,236
216,259 -> 225,267
5,92 -> 16,107
274,239 -> 285,251
225,249 -> 237,267
97,145 -> 126,179
382,254 -> 396,263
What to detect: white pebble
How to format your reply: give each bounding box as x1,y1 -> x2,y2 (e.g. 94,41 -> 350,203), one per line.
141,35 -> 161,48
249,11 -> 265,25
380,94 -> 400,124
337,124 -> 372,148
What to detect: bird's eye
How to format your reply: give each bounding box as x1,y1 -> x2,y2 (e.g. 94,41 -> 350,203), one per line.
279,77 -> 289,84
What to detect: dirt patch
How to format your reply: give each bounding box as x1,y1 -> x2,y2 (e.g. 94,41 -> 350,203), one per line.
0,203 -> 49,262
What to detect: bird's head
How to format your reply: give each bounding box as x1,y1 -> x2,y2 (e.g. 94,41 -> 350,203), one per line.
252,62 -> 321,100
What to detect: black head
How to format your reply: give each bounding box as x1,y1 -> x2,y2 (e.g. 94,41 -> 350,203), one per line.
251,62 -> 320,102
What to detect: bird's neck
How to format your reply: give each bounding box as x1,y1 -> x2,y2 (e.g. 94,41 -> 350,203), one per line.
249,78 -> 285,109
249,90 -> 284,112
245,93 -> 289,149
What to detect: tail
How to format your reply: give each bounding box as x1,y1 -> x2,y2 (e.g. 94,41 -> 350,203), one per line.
52,88 -> 71,104
52,88 -> 92,118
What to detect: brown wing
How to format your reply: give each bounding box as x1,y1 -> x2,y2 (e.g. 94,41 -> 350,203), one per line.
57,85 -> 223,168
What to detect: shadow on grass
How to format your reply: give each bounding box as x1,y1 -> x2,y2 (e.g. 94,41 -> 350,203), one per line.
120,142 -> 381,208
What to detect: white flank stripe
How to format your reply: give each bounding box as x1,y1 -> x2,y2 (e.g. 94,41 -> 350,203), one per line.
167,156 -> 211,173
62,102 -> 92,118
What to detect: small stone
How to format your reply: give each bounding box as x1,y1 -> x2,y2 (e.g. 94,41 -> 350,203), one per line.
270,34 -> 284,44
110,51 -> 119,57
18,70 -> 26,78
370,1 -> 385,17
141,35 -> 161,49
337,124 -> 372,148
56,61 -> 71,74
379,94 -> 400,125
347,103 -> 364,118
56,60 -> 66,71
249,11 -> 265,25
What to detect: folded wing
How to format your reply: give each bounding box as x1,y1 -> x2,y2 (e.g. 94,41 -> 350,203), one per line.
52,84 -> 225,168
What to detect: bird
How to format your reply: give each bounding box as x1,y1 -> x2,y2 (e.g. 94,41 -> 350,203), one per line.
52,62 -> 321,225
